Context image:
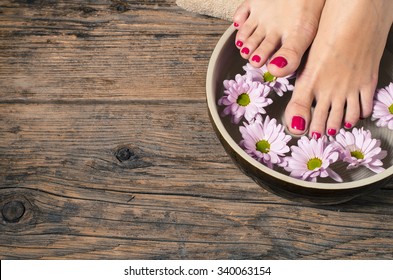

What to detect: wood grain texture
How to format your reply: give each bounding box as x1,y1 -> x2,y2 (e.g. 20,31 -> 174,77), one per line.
1,0 -> 393,260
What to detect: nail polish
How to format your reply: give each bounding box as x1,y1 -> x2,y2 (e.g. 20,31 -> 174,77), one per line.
344,122 -> 352,129
270,56 -> 288,68
328,128 -> 337,136
241,47 -> 250,55
236,40 -> 243,48
311,132 -> 321,140
234,22 -> 239,28
291,116 -> 306,131
251,55 -> 261,63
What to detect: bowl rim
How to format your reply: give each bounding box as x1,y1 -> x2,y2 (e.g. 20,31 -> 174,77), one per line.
206,25 -> 393,190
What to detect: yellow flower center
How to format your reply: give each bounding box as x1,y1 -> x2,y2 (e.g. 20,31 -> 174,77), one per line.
351,150 -> 364,159
237,93 -> 250,106
263,71 -> 276,83
307,158 -> 322,170
256,140 -> 270,154
389,103 -> 393,114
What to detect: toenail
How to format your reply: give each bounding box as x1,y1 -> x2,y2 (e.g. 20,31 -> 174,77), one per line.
270,56 -> 288,68
311,132 -> 321,140
251,55 -> 261,63
344,122 -> 352,129
291,116 -> 306,131
328,128 -> 337,136
234,22 -> 239,28
236,40 -> 243,48
241,47 -> 250,55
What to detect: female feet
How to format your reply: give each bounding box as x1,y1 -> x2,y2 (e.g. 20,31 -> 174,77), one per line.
233,0 -> 325,77
284,0 -> 393,137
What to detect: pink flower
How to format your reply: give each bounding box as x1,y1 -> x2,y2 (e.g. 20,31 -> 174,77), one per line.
285,136 -> 342,182
332,128 -> 387,173
218,74 -> 272,124
239,115 -> 291,169
372,82 -> 393,129
243,63 -> 295,96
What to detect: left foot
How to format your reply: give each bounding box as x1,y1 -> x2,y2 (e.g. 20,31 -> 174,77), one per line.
284,0 -> 393,137
233,0 -> 325,78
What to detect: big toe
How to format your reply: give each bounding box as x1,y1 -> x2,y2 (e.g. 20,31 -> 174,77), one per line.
284,83 -> 314,136
268,24 -> 318,77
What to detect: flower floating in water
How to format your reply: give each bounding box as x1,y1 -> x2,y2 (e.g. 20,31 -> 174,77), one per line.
218,74 -> 272,124
217,62 -> 390,183
285,136 -> 342,182
372,82 -> 393,129
332,128 -> 387,173
243,63 -> 295,96
239,115 -> 291,169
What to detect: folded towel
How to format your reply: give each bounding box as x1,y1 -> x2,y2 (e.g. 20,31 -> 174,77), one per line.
176,0 -> 242,21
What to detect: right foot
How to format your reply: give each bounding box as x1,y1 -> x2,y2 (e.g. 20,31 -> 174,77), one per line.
233,0 -> 325,77
284,0 -> 393,138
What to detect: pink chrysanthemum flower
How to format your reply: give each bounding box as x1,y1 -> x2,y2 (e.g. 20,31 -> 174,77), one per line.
372,82 -> 393,129
218,74 -> 272,124
285,136 -> 342,182
332,128 -> 387,173
243,63 -> 295,96
239,115 -> 291,169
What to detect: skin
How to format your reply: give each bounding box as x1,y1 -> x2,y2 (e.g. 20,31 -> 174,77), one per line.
233,0 -> 393,137
233,0 -> 326,77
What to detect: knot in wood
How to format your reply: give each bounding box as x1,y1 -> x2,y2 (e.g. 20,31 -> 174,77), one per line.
2,201 -> 25,223
110,1 -> 130,12
115,147 -> 134,162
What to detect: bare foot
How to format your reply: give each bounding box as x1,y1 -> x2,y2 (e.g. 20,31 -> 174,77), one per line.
233,0 -> 325,77
285,0 -> 393,138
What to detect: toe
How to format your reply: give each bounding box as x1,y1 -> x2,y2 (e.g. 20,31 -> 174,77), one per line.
284,80 -> 314,135
240,27 -> 267,60
325,100 -> 345,136
235,17 -> 257,51
267,24 -> 317,77
233,0 -> 250,28
343,94 -> 361,129
359,87 -> 375,119
308,99 -> 329,138
249,33 -> 280,68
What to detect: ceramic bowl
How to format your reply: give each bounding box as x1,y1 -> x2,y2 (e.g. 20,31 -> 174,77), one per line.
206,25 -> 393,205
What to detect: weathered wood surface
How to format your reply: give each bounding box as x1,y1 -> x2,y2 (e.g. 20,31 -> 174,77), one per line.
1,0 -> 393,260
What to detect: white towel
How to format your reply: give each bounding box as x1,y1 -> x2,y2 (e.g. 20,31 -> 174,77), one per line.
176,0 -> 242,21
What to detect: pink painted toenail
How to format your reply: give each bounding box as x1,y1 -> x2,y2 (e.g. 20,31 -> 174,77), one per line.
241,47 -> 250,55
234,22 -> 239,28
270,56 -> 288,68
291,116 -> 306,131
328,128 -> 337,136
311,132 -> 321,140
344,122 -> 352,129
236,40 -> 243,48
251,55 -> 261,63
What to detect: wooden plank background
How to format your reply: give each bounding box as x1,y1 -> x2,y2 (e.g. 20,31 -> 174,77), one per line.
1,0 -> 393,259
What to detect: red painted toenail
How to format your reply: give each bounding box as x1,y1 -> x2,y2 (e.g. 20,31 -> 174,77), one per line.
344,122 -> 352,129
241,47 -> 250,55
251,55 -> 261,63
270,56 -> 288,68
291,116 -> 306,131
311,132 -> 321,140
328,128 -> 337,136
236,40 -> 243,48
234,22 -> 239,28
